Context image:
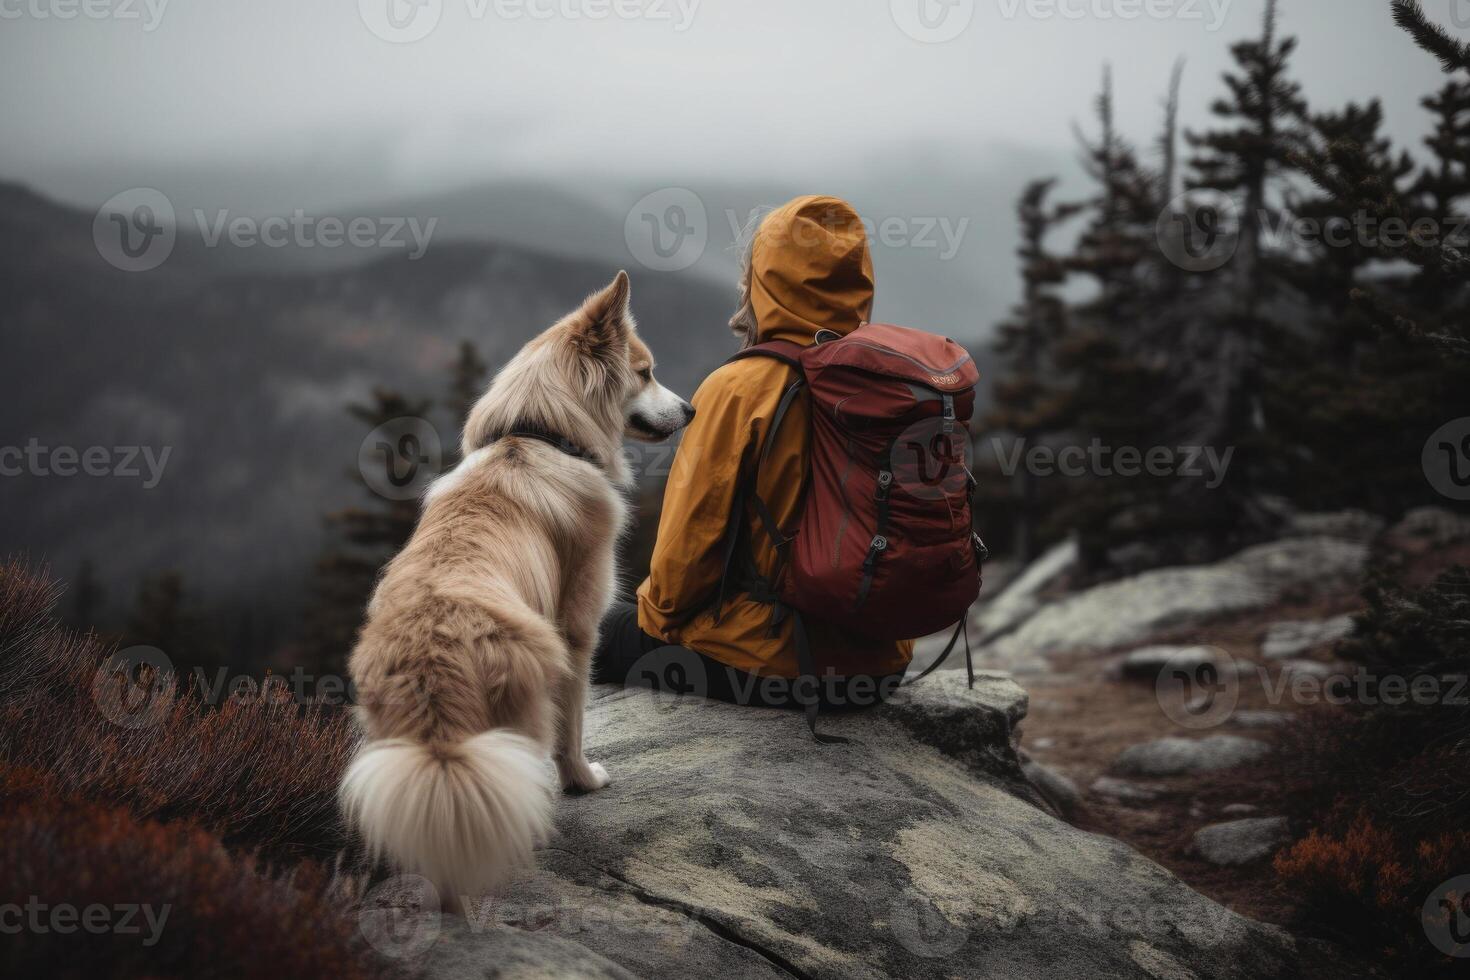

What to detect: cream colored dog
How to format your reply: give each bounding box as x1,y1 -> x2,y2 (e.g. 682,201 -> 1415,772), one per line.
341,271 -> 692,906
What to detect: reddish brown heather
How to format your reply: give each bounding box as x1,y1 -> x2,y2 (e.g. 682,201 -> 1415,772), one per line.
0,560 -> 396,977
0,767 -> 387,980
0,558 -> 357,862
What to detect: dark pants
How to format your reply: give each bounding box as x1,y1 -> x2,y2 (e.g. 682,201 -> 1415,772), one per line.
591,601 -> 903,712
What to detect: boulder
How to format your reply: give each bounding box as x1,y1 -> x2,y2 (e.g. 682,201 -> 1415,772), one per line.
1089,776 -> 1164,806
1230,710 -> 1293,729
1261,616 -> 1355,660
1386,506 -> 1470,548
1191,817 -> 1291,867
1112,736 -> 1272,778
1279,660 -> 1335,680
978,536 -> 1367,673
386,680 -> 1297,979
1116,645 -> 1224,681
1282,510 -> 1385,543
912,539 -> 1079,670
1021,756 -> 1082,819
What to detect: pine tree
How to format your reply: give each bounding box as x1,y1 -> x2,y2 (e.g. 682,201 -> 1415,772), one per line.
1392,0 -> 1470,74
1050,70 -> 1194,570
1265,98 -> 1439,513
1071,67 -> 1162,318
1173,0 -> 1307,541
986,179 -> 1084,561
1295,1 -> 1470,357
446,339 -> 489,459
69,558 -> 103,632
1155,59 -> 1186,213
299,388 -> 436,674
124,570 -> 189,655
1186,0 -> 1306,311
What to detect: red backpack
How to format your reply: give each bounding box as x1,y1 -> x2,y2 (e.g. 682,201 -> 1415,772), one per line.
717,323 -> 987,739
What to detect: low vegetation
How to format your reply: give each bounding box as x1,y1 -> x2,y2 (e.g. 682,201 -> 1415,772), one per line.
0,560 -> 383,979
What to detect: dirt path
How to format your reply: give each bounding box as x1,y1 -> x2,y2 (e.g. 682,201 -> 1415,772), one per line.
1011,593 -> 1366,952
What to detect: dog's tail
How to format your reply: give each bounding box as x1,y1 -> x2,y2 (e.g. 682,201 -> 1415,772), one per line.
340,730 -> 555,905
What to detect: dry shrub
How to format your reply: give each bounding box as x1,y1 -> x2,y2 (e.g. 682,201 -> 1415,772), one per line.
0,766 -> 386,980
0,558 -> 357,862
1274,811 -> 1470,976
0,560 -> 396,978
1273,566 -> 1470,973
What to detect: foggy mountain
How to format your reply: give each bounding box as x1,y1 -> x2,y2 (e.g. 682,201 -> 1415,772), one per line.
0,182 -> 736,626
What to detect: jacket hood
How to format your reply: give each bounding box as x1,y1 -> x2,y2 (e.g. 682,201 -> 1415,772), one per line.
751,195 -> 874,345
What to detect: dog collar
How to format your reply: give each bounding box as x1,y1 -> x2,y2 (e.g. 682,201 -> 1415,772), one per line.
502,427 -> 602,468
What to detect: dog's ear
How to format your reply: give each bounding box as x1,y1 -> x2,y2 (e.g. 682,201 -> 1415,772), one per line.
573,270 -> 631,353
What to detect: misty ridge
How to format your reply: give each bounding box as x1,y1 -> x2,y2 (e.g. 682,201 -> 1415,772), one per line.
0,142 -> 1043,663
0,180 -> 738,653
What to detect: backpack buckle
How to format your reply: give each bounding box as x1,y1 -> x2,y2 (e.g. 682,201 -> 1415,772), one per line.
876,470 -> 893,501
941,394 -> 957,434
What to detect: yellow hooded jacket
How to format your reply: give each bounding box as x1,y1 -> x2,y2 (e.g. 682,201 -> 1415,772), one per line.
636,196 -> 915,678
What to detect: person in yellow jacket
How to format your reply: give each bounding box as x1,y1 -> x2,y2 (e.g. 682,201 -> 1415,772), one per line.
592,195 -> 914,709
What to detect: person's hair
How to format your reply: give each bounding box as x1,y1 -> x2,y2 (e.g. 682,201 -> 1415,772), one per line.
728,208 -> 771,349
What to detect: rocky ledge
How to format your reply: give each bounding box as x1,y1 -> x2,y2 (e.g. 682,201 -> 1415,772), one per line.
362,674 -> 1301,979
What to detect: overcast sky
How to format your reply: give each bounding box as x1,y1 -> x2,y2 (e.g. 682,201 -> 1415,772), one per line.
2,0 -> 1462,213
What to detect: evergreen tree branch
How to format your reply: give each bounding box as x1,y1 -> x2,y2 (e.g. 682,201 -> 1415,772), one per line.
1392,0 -> 1470,74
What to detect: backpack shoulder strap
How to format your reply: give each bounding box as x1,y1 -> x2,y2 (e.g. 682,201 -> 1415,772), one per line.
712,343 -> 807,623
726,339 -> 805,372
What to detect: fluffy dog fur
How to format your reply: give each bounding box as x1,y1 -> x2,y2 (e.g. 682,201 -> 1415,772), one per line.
340,271 -> 691,908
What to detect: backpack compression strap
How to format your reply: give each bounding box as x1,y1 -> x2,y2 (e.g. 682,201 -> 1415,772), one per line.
903,619 -> 974,688
712,342 -> 848,744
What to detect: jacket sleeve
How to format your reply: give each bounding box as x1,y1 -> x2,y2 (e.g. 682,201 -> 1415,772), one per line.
636,363 -> 778,642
